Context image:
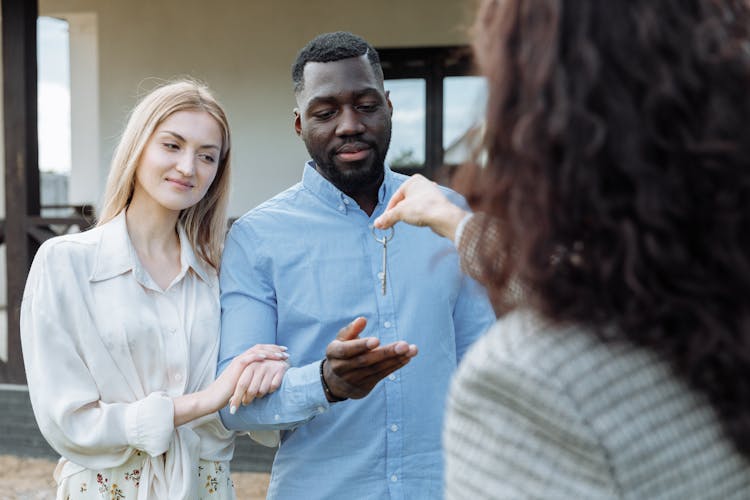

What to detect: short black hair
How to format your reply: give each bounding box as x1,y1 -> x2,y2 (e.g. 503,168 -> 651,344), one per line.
292,31 -> 383,94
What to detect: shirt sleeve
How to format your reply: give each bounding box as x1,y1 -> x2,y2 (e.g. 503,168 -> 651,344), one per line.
451,272 -> 496,362
218,223 -> 330,431
20,242 -> 174,469
443,329 -> 618,499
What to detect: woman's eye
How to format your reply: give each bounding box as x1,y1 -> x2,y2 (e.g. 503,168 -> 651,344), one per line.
163,142 -> 180,150
199,153 -> 216,163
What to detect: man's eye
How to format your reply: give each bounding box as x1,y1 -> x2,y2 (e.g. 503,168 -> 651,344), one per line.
314,110 -> 336,120
357,104 -> 377,112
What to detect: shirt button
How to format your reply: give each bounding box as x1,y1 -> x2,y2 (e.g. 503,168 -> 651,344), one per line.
317,406 -> 325,413
174,374 -> 182,382
338,204 -> 345,211
168,327 -> 177,334
388,374 -> 396,381
274,414 -> 281,421
390,424 -> 399,432
383,321 -> 392,328
390,474 -> 398,482
343,198 -> 350,205
377,272 -> 384,280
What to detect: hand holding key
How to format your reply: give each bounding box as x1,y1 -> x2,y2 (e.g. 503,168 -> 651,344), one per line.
373,174 -> 468,242
322,317 -> 418,401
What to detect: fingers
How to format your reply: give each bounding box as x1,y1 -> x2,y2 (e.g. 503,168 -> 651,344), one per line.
326,336 -> 380,361
373,205 -> 403,230
242,369 -> 263,406
335,317 -> 368,341
323,339 -> 419,399
384,183 -> 408,211
269,368 -> 285,393
244,344 -> 290,361
232,360 -> 290,409
230,367 -> 256,414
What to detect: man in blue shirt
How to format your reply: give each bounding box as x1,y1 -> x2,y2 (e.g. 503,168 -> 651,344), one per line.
219,31 -> 495,499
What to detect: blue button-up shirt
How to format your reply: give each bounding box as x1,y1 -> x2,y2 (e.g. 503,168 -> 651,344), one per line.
219,163 -> 495,500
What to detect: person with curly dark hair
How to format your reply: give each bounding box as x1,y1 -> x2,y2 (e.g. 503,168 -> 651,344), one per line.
375,0 -> 750,497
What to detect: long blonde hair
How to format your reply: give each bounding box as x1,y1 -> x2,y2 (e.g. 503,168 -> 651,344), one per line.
98,79 -> 231,270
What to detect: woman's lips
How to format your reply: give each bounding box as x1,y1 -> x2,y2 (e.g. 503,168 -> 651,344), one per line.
166,178 -> 194,190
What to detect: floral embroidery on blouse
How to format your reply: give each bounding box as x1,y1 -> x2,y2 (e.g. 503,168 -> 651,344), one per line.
205,474 -> 219,493
96,473 -> 125,499
124,468 -> 141,487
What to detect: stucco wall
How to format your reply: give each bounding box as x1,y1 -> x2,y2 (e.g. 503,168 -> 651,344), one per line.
38,0 -> 477,216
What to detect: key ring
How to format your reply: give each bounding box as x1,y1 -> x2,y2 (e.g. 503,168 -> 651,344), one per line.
371,226 -> 394,244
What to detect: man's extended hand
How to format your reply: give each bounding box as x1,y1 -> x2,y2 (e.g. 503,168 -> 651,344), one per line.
322,317 -> 418,401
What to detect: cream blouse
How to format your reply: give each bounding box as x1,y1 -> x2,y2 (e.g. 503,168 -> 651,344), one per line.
20,211 -> 234,499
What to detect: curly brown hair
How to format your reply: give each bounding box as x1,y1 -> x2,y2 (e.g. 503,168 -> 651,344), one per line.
467,0 -> 750,457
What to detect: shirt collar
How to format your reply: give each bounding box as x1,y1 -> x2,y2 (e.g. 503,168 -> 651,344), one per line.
90,210 -> 213,287
176,223 -> 213,285
301,160 -> 394,214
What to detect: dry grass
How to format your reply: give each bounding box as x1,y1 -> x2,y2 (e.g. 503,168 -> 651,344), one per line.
0,455 -> 269,500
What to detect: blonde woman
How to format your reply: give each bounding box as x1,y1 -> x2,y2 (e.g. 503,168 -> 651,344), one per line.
21,80 -> 287,499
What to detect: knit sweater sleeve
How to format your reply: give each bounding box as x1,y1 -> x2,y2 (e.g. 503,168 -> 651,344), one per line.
443,319 -> 619,500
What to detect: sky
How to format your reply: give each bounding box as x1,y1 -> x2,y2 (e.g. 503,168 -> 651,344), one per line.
37,16 -> 71,174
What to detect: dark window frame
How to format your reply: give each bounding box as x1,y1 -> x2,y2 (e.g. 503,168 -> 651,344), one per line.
377,45 -> 475,180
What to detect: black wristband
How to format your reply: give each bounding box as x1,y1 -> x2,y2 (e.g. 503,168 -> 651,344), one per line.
320,359 -> 347,402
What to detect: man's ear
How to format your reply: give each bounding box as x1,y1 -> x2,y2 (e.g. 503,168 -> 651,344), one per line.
293,108 -> 302,136
385,90 -> 393,117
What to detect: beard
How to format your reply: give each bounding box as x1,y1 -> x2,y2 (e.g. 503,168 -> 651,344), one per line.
310,130 -> 392,196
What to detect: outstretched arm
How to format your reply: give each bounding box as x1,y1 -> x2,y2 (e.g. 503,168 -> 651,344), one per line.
374,174 -> 469,241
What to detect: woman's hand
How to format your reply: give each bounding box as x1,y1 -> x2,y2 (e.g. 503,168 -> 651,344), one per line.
172,344 -> 288,427
228,359 -> 290,414
373,174 -> 469,241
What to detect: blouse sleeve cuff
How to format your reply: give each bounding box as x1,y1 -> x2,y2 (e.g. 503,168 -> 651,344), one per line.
454,212 -> 475,249
125,392 -> 175,457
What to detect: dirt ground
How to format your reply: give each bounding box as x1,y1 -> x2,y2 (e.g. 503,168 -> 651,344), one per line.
0,455 -> 270,499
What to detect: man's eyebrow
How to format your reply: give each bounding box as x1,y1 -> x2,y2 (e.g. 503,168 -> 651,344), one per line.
160,130 -> 220,150
306,88 -> 383,109
306,96 -> 338,109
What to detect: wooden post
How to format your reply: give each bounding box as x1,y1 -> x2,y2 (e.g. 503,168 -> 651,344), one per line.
2,0 -> 39,384
425,52 -> 444,180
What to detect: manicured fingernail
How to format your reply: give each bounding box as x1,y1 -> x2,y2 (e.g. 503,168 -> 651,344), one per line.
279,346 -> 288,351
258,354 -> 266,359
230,405 -> 237,415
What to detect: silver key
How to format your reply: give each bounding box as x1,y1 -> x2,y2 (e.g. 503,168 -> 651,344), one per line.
372,226 -> 394,295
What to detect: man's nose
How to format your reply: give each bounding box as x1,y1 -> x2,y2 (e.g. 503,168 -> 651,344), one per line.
336,106 -> 366,136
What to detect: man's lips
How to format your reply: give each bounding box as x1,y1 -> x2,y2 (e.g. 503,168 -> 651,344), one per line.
335,143 -> 372,162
